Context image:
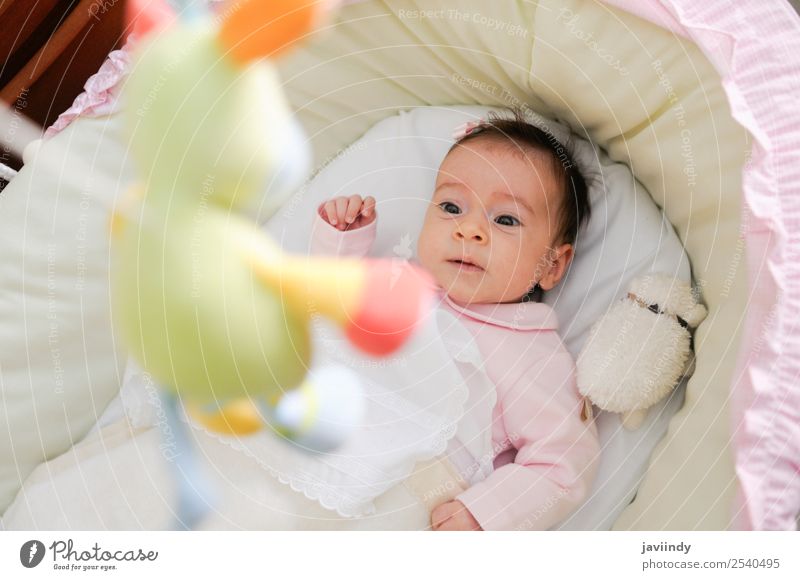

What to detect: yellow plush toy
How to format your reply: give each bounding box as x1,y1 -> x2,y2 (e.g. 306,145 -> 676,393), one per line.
113,0 -> 432,473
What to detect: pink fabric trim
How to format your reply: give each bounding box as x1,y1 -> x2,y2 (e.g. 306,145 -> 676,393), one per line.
44,39 -> 135,139
604,0 -> 800,530
443,295 -> 559,331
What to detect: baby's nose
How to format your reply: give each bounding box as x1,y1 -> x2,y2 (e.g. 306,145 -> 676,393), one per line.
454,221 -> 487,243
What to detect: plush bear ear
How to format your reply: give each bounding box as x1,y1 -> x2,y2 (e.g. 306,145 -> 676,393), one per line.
683,302 -> 708,328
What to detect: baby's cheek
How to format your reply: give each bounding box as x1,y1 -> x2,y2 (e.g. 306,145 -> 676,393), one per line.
496,246 -> 539,293
416,240 -> 431,271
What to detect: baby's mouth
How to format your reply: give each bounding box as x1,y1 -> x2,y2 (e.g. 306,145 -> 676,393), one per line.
447,258 -> 484,272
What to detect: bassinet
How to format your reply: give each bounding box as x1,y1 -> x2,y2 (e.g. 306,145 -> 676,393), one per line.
0,0 -> 798,530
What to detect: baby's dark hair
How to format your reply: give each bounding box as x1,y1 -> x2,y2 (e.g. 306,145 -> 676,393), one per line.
452,109 -> 591,246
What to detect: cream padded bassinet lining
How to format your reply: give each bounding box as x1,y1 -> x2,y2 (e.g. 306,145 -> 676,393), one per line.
0,0 -> 752,528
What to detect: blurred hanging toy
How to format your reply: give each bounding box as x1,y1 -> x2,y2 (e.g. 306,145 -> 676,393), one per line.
577,273 -> 707,430
112,0 -> 433,527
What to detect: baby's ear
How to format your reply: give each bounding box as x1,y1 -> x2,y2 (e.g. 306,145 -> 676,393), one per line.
538,243 -> 573,291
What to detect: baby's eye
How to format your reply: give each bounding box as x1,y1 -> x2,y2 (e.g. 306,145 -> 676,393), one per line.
438,201 -> 461,215
495,214 -> 520,227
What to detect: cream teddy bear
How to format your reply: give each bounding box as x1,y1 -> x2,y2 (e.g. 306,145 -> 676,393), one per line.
577,273 -> 708,429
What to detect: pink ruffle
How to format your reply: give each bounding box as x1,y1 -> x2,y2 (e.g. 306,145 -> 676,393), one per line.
44,39 -> 134,139
605,0 -> 800,530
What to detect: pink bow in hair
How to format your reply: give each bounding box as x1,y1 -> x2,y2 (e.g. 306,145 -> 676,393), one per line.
452,119 -> 484,140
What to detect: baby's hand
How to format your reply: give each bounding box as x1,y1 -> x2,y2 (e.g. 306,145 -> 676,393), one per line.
320,195 -> 376,231
431,500 -> 482,531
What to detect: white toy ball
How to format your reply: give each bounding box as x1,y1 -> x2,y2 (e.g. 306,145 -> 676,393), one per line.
273,365 -> 366,451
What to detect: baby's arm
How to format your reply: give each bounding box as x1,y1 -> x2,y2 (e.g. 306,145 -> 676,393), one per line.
456,353 -> 600,531
311,195 -> 377,257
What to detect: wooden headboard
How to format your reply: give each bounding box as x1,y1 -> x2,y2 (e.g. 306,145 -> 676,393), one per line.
0,0 -> 126,170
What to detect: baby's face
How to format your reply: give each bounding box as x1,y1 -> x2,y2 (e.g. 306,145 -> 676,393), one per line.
417,140 -> 573,305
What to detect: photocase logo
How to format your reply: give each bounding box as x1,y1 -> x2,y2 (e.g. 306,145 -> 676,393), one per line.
20,540 -> 46,568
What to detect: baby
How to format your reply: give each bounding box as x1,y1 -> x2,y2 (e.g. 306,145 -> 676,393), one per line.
311,111 -> 600,531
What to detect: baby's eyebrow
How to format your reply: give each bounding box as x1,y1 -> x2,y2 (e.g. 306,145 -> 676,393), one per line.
434,182 -> 462,193
493,191 -> 535,216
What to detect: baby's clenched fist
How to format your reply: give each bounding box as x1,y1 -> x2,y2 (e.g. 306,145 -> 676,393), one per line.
320,195 -> 376,231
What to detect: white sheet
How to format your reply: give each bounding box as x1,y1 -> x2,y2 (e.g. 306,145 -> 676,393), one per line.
0,413 -> 436,530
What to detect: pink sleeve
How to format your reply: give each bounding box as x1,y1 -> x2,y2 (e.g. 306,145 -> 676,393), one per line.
456,353 -> 600,531
310,204 -> 377,257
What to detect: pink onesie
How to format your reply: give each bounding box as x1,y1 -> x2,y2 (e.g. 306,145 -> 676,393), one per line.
311,210 -> 600,530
